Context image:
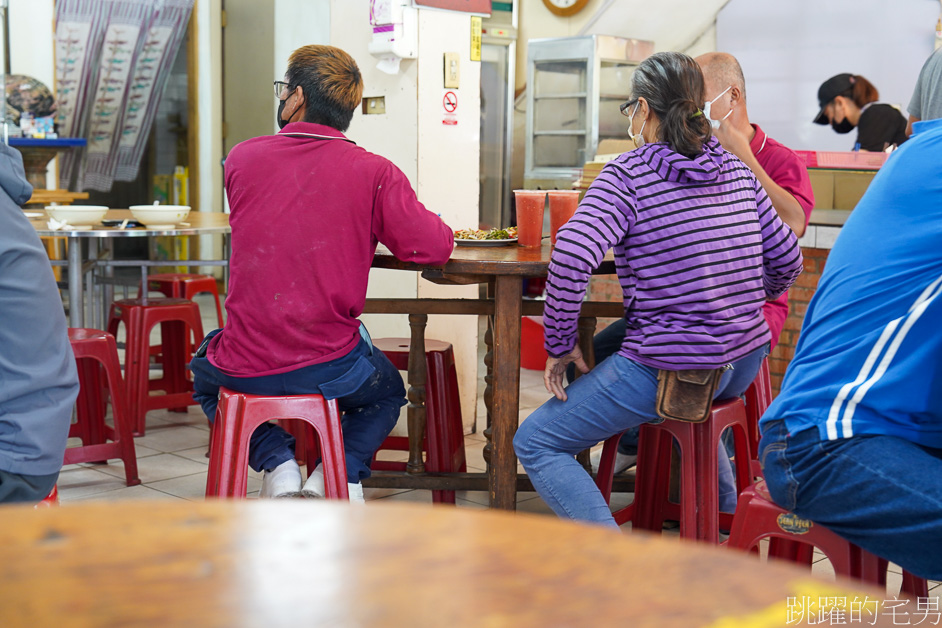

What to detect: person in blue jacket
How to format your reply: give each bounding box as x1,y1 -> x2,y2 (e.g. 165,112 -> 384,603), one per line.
0,143 -> 78,503
758,118 -> 942,580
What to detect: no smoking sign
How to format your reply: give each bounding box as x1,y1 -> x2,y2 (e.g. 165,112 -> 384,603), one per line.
442,90 -> 458,126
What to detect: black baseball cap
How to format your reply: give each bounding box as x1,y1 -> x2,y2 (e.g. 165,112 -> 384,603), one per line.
813,73 -> 854,124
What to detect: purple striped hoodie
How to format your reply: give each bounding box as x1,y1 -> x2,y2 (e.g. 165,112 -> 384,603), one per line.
545,136 -> 803,369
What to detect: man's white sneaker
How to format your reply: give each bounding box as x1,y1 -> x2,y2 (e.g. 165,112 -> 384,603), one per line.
301,463 -> 365,503
259,459 -> 303,498
347,482 -> 365,504
301,464 -> 325,499
589,448 -> 638,475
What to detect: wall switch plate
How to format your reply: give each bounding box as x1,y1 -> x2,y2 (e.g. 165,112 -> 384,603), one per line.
361,96 -> 386,115
444,52 -> 460,88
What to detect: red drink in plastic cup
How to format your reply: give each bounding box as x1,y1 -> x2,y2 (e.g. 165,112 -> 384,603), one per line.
548,190 -> 581,245
514,190 -> 545,248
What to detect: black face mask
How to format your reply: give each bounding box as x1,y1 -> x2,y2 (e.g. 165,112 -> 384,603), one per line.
277,98 -> 290,130
831,117 -> 854,134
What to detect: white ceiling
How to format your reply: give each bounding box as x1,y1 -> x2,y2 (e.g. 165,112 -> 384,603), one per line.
578,0 -> 733,52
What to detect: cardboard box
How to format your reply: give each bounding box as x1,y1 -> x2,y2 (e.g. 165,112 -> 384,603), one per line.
808,168 -> 877,210
833,171 -> 876,210
808,170 -> 834,210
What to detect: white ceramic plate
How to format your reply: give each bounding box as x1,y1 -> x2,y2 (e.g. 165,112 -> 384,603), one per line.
24,211 -> 43,218
454,238 -> 518,247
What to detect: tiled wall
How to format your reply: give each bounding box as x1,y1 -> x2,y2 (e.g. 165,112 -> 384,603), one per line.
770,246 -> 830,395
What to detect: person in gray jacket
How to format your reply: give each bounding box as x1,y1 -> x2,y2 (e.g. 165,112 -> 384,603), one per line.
0,143 -> 78,503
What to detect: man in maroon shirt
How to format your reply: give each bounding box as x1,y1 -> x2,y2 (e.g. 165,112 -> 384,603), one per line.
190,45 -> 454,500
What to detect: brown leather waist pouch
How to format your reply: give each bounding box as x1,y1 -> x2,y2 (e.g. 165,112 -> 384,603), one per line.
655,368 -> 726,423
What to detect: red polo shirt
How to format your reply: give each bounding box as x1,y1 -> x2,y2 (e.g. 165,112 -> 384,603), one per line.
209,122 -> 454,376
751,124 -> 815,347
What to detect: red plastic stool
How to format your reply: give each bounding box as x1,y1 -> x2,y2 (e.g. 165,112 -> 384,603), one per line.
34,485 -> 59,508
107,298 -> 204,435
728,480 -> 929,598
743,358 -> 772,479
142,273 -> 225,328
370,338 -> 467,504
206,387 -> 349,499
66,329 -> 140,486
141,273 -> 223,363
596,397 -> 754,543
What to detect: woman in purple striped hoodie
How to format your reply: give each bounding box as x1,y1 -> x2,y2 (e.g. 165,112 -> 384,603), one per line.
513,52 -> 803,528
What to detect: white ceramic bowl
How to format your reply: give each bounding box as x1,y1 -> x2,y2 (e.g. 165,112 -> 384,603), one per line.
44,205 -> 109,226
128,205 -> 191,226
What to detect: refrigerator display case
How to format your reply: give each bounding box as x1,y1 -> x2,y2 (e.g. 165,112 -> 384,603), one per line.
524,35 -> 653,189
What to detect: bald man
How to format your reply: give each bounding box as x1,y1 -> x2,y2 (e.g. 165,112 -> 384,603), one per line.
695,52 -> 815,351
584,53 -> 816,492
696,52 -> 813,239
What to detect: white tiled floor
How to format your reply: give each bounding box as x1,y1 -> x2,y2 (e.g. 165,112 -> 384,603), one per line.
58,295 -> 939,597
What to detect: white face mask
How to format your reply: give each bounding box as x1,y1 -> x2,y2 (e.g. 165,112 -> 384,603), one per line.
629,102 -> 647,149
703,85 -> 733,129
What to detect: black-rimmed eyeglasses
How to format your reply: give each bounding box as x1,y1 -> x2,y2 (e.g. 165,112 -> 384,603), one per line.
619,99 -> 638,117
273,81 -> 290,99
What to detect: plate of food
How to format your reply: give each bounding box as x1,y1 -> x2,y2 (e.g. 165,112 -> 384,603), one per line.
454,227 -> 518,246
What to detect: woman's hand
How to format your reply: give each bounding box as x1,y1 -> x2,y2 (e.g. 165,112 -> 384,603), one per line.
544,345 -> 589,402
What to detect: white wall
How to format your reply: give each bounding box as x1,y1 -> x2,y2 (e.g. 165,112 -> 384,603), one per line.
717,0 -> 940,151
196,0 -> 224,273
414,8 -> 481,433
331,1 -> 480,431
331,0 -> 420,344
273,0 -> 330,127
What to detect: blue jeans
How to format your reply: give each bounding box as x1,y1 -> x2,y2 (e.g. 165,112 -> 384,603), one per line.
567,319 -> 639,455
189,327 -> 406,483
0,469 -> 58,504
567,318 -> 747,514
760,419 -> 942,580
515,345 -> 765,528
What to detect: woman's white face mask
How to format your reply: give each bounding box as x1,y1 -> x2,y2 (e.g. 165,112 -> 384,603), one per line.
703,85 -> 733,129
629,102 -> 647,149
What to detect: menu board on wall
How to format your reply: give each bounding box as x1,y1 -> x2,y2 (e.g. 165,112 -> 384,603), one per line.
412,0 -> 492,14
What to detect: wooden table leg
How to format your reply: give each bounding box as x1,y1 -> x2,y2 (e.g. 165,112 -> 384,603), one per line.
406,313 -> 428,474
489,275 -> 522,510
482,316 -> 494,468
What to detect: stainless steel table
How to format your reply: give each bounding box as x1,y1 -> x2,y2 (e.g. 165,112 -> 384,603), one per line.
30,209 -> 231,328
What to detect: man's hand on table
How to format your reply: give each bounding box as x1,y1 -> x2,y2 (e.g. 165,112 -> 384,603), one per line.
545,346 -> 588,401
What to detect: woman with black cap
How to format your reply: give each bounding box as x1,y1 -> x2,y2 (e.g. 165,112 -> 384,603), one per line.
813,73 -> 908,151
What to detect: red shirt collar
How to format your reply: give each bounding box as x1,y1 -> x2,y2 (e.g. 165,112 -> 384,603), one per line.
278,121 -> 351,142
749,123 -> 768,156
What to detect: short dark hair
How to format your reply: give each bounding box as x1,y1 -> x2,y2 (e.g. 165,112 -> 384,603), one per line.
285,45 -> 364,132
630,52 -> 712,158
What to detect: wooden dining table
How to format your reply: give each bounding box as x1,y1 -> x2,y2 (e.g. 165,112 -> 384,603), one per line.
0,499 -> 902,627
367,242 -> 623,509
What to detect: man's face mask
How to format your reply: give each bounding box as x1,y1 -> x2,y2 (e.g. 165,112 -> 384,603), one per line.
629,102 -> 647,149
703,85 -> 733,129
277,97 -> 290,130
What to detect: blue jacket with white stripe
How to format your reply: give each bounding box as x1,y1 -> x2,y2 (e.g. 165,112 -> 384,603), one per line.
760,118 -> 942,448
